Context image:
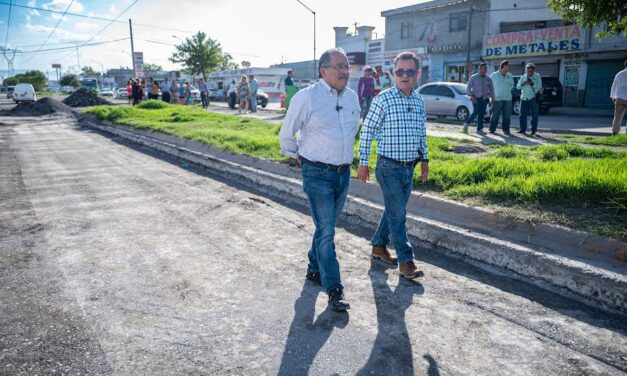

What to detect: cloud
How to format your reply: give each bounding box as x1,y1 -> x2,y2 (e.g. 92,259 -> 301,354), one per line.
23,22 -> 88,42
110,4 -> 116,13
42,0 -> 84,13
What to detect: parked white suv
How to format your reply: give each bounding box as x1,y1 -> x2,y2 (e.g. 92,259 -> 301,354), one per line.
13,83 -> 37,103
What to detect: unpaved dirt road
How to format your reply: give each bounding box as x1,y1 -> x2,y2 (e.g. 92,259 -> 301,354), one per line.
1,113 -> 626,375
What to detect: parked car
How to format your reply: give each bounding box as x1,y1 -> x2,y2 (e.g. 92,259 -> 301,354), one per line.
256,90 -> 269,108
13,83 -> 37,103
417,82 -> 490,123
116,87 -> 128,98
511,76 -> 563,115
6,86 -> 15,99
99,88 -> 115,97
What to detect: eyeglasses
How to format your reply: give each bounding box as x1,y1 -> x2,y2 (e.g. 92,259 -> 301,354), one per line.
323,64 -> 350,71
395,69 -> 417,77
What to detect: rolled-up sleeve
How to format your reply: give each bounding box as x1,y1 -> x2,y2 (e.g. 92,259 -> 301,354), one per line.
279,91 -> 308,159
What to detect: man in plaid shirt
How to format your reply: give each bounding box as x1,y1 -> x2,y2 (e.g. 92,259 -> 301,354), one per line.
357,51 -> 429,279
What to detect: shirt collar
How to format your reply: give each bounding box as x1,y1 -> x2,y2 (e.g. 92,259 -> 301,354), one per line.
318,79 -> 344,97
392,84 -> 418,100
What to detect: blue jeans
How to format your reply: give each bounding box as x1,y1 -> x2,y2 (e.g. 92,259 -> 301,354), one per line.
371,157 -> 415,264
301,163 -> 350,292
519,99 -> 539,133
465,97 -> 489,130
360,97 -> 373,120
250,92 -> 257,112
489,100 -> 512,133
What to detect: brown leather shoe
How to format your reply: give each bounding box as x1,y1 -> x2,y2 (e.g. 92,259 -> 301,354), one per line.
399,261 -> 424,279
371,245 -> 397,264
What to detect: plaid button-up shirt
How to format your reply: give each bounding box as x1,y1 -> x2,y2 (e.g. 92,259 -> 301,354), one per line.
358,86 -> 428,166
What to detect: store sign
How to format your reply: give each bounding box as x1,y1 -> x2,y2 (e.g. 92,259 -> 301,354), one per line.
383,48 -> 426,59
427,43 -> 463,54
483,25 -> 582,58
133,52 -> 144,77
347,52 -> 365,65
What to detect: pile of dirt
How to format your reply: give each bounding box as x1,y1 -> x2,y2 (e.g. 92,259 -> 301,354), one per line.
2,97 -> 76,117
62,88 -> 113,107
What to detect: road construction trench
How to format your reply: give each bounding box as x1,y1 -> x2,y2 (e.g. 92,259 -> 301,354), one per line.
1,115 -> 625,375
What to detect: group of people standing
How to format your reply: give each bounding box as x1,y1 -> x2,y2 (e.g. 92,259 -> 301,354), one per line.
125,78 -> 211,107
225,74 -> 259,115
357,64 -> 393,120
464,60 -> 543,136
280,49 -> 428,312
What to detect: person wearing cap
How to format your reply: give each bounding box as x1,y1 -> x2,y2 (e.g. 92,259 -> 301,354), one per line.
279,48 -> 360,312
516,62 -> 543,135
489,60 -> 515,135
610,58 -> 627,135
358,66 -> 376,120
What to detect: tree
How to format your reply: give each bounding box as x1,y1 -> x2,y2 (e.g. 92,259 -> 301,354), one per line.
60,74 -> 81,88
144,63 -> 163,72
241,60 -> 251,68
221,53 -> 239,70
3,70 -> 47,91
548,0 -> 626,38
81,66 -> 100,76
169,31 -> 223,80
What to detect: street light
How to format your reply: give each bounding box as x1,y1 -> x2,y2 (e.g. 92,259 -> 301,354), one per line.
91,59 -> 105,76
295,0 -> 316,81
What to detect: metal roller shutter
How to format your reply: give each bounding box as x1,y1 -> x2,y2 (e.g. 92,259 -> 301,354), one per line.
585,60 -> 623,109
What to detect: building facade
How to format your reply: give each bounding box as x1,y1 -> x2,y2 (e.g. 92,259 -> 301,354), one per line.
483,0 -> 627,108
382,0 -> 491,84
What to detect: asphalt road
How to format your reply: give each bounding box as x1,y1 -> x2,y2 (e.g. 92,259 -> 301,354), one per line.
1,111 -> 626,375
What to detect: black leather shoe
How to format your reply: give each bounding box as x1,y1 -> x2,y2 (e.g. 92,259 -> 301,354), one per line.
328,287 -> 350,311
306,270 -> 321,286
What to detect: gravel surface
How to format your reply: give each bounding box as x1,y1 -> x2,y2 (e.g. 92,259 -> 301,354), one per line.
1,114 -> 626,375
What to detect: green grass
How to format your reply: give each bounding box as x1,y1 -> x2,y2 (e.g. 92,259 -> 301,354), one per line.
556,133 -> 627,147
87,103 -> 627,239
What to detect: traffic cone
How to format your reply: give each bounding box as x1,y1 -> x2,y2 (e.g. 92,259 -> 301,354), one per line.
280,92 -> 286,108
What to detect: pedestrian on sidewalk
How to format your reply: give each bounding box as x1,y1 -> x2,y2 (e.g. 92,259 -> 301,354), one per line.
199,78 -> 209,109
131,78 -> 141,106
178,83 -> 186,105
160,79 -> 171,103
463,62 -> 494,133
357,51 -> 429,280
170,80 -> 179,104
149,80 -> 159,100
610,58 -> 627,135
517,63 -> 543,135
489,60 -> 514,135
285,70 -> 294,87
279,47 -> 360,312
126,80 -> 133,106
237,75 -> 250,115
184,82 -> 193,105
248,74 -> 259,113
227,80 -> 237,110
358,66 -> 375,120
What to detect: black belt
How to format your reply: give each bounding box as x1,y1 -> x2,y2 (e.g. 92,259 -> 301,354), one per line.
301,157 -> 350,173
378,154 -> 420,167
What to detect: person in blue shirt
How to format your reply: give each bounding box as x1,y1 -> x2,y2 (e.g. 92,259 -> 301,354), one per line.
358,51 -> 429,280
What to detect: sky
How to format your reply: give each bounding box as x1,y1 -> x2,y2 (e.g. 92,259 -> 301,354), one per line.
0,0 -> 428,78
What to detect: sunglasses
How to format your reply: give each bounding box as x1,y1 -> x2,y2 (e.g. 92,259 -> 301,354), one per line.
394,69 -> 417,77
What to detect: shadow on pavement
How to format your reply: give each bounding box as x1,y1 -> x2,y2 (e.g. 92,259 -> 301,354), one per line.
277,281 -> 349,375
356,260 -> 426,375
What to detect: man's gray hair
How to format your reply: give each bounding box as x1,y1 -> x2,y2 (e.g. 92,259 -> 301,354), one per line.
393,51 -> 420,69
318,48 -> 348,77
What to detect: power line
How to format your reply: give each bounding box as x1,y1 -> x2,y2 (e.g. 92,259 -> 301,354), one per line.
12,37 -> 130,55
24,0 -> 74,63
0,1 -> 195,34
3,0 -> 12,51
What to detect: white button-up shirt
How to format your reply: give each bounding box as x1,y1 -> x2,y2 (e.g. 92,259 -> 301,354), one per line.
279,79 -> 361,165
611,68 -> 627,100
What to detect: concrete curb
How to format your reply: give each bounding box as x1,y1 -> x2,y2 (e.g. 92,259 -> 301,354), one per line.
80,118 -> 626,315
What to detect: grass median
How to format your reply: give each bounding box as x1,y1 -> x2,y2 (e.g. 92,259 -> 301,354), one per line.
88,101 -> 627,239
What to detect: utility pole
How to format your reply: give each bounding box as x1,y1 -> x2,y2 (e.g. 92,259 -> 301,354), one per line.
129,18 -> 136,76
296,1 -> 316,80
76,43 -> 81,74
465,5 -> 474,83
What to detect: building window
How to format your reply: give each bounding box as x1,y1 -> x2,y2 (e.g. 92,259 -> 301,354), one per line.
401,22 -> 415,39
449,12 -> 468,32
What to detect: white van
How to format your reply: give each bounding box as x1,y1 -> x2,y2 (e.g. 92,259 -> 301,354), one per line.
13,83 -> 37,103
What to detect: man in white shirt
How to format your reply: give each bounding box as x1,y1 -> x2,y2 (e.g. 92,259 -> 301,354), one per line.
279,48 -> 360,312
611,59 -> 627,135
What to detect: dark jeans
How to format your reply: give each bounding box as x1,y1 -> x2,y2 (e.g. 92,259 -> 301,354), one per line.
161,92 -> 170,103
201,92 -> 209,108
360,96 -> 373,120
465,97 -> 489,130
148,93 -> 158,100
371,156 -> 415,264
489,100 -> 512,133
301,163 -> 350,293
519,99 -> 539,133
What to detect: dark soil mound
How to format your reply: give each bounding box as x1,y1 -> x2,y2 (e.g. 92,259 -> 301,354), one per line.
3,97 -> 76,117
62,88 -> 114,107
